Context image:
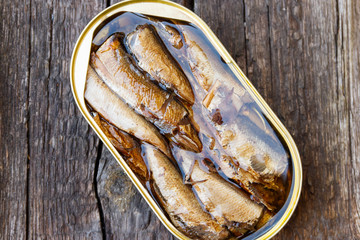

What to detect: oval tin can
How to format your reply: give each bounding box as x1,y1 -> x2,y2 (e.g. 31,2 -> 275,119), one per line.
70,1 -> 302,239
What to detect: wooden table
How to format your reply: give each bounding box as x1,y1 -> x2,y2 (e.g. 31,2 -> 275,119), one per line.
1,0 -> 359,239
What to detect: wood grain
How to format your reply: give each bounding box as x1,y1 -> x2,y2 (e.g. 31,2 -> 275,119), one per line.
265,1 -> 354,238
243,0 -> 273,106
194,0 -> 247,71
1,0 -> 360,239
26,0 -> 106,238
346,1 -> 360,236
0,0 -> 30,239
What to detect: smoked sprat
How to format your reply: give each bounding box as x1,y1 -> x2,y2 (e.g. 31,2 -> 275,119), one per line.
85,12 -> 292,240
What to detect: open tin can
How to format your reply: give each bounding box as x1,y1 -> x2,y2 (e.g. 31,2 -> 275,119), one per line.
70,0 -> 302,239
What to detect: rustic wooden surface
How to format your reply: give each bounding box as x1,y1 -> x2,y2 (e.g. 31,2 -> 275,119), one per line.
0,0 -> 359,239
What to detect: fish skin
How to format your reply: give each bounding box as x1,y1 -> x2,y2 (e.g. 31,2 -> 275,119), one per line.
143,144 -> 230,240
162,24 -> 183,49
210,153 -> 285,211
180,27 -> 289,210
189,80 -> 287,209
91,36 -> 175,124
92,113 -> 148,181
206,84 -> 288,180
205,85 -> 288,210
85,66 -> 171,158
184,34 -> 214,92
147,17 -> 183,49
127,24 -> 195,104
182,28 -> 288,177
181,27 -> 247,98
200,82 -> 288,210
176,151 -> 264,236
91,34 -> 202,152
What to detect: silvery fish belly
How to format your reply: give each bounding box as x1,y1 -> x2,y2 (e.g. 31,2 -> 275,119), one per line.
82,11 -> 293,239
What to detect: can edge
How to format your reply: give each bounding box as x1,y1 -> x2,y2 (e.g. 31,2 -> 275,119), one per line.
69,1 -> 303,240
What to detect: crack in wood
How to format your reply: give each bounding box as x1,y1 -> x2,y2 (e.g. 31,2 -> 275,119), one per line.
94,141 -> 106,239
95,3 -> 111,240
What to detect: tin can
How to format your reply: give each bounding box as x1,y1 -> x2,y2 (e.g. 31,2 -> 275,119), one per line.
70,1 -> 302,239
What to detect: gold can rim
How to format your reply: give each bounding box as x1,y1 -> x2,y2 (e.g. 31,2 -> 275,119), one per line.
70,1 -> 303,239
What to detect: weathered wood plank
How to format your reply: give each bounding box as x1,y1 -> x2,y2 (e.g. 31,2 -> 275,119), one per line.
346,0 -> 360,236
264,0 -> 357,239
1,0 -> 358,239
27,0 -> 105,238
0,0 -> 30,239
194,0 -> 247,71
243,0 -> 273,106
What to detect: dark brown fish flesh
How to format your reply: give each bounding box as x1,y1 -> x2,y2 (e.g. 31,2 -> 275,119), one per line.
92,112 -> 148,181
